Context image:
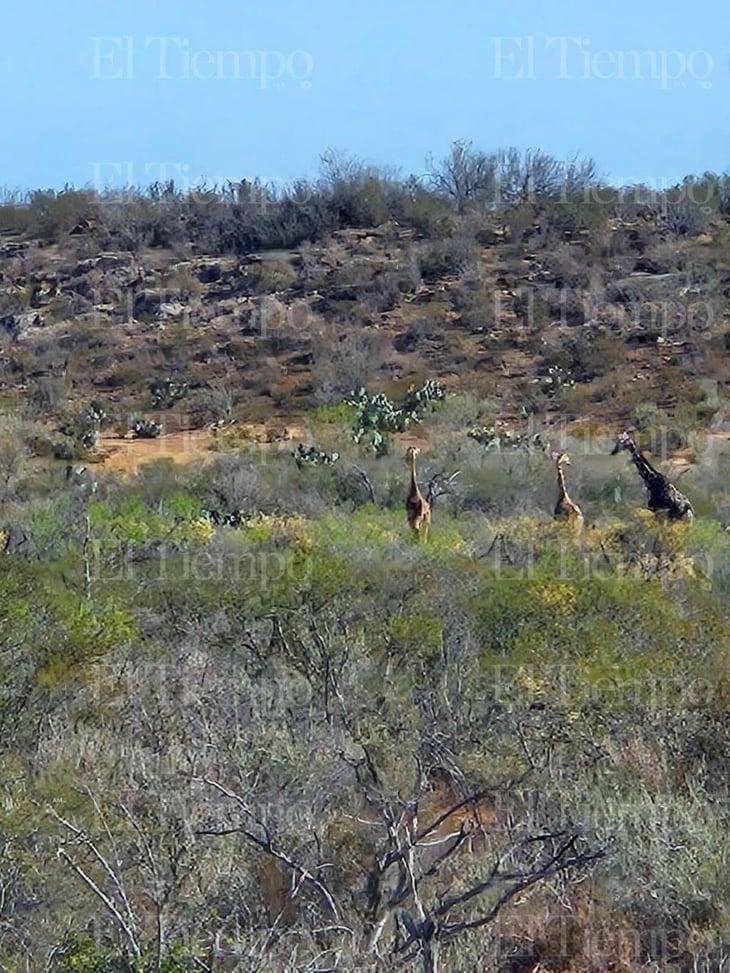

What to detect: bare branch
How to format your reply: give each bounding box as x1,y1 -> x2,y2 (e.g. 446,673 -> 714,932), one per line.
425,470 -> 461,508
392,829 -> 605,960
118,803 -> 166,965
439,844 -> 605,937
81,788 -> 138,930
351,465 -> 377,504
380,789 -> 492,872
49,807 -> 139,946
194,777 -> 339,921
56,849 -> 141,960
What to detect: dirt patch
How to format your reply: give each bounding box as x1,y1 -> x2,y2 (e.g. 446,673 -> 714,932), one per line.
99,431 -> 217,475
97,421 -> 310,476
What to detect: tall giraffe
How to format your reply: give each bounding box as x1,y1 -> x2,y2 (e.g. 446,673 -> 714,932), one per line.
405,446 -> 431,542
611,431 -> 694,522
551,450 -> 584,529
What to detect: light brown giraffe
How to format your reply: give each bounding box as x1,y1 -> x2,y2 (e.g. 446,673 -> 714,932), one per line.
405,445 -> 431,542
552,449 -> 584,529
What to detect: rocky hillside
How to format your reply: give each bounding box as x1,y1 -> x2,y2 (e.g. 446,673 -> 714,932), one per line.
2,157 -> 730,446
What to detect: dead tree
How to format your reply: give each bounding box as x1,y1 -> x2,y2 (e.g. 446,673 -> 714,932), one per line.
425,470 -> 461,509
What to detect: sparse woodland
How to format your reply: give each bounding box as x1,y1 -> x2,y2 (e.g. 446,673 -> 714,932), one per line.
1,144 -> 730,971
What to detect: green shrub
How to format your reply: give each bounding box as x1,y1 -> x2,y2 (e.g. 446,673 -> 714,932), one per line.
347,379 -> 448,455
149,378 -> 188,409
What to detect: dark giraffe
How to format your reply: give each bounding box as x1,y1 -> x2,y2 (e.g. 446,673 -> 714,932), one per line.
611,431 -> 694,522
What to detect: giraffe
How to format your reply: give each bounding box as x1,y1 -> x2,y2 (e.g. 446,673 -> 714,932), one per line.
405,445 -> 431,542
611,430 -> 694,522
551,449 -> 584,529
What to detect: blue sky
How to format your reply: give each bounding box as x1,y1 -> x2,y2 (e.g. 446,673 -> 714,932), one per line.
1,0 -> 728,195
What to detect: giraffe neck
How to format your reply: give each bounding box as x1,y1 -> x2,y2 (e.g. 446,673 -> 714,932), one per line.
627,440 -> 664,486
556,463 -> 568,501
409,453 -> 419,495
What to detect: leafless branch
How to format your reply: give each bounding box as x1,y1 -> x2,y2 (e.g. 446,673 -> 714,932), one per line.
392,828 -> 605,962
51,807 -> 142,960
479,530 -> 513,565
426,470 -> 461,508
194,777 -> 339,922
56,849 -> 142,960
118,803 -> 166,966
50,808 -> 140,955
380,789 -> 492,873
352,465 -> 376,504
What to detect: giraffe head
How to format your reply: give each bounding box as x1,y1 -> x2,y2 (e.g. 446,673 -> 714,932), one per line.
405,445 -> 421,461
551,449 -> 570,466
611,430 -> 634,455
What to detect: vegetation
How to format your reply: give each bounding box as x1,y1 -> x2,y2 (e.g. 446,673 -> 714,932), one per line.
1,406 -> 730,971
291,442 -> 340,467
348,380 -> 448,456
1,143 -> 730,970
128,417 -> 164,439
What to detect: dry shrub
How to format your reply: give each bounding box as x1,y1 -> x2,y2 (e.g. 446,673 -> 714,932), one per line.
161,262 -> 205,297
246,259 -> 299,294
491,886 -> 639,973
310,328 -> 390,404
541,243 -> 592,288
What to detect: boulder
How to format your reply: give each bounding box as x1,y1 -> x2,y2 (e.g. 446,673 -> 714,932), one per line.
157,301 -> 189,320
0,311 -> 44,341
133,288 -> 183,316
196,261 -> 222,283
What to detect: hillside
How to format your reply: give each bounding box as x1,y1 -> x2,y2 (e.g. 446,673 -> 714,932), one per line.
2,152 -> 730,973
2,152 -> 730,466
